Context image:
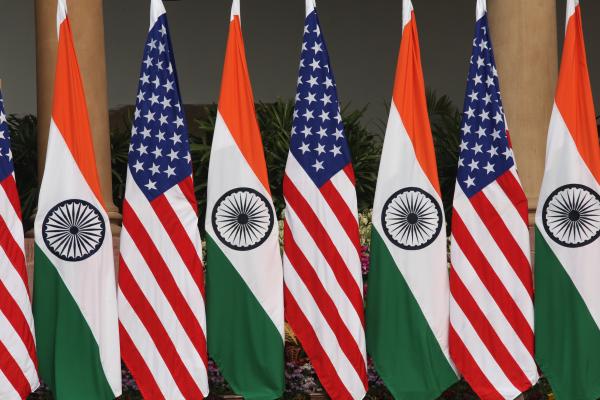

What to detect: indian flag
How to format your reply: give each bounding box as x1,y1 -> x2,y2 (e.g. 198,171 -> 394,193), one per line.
534,1 -> 600,399
366,1 -> 457,399
33,1 -> 121,399
204,0 -> 284,398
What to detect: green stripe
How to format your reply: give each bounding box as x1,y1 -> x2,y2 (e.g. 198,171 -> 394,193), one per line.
366,229 -> 457,400
534,228 -> 600,400
205,235 -> 284,400
32,244 -> 115,400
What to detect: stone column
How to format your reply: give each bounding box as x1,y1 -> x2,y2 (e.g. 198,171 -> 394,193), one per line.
35,0 -> 121,233
488,0 -> 558,224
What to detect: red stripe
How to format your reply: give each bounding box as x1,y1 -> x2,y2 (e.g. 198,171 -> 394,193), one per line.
284,176 -> 365,326
121,201 -> 208,368
1,176 -> 22,219
284,226 -> 367,386
0,281 -> 37,367
319,181 -> 361,254
120,323 -> 165,400
450,269 -> 533,392
451,212 -> 534,355
119,260 -> 203,399
284,285 -> 355,400
496,171 -> 528,225
150,193 -> 205,298
0,340 -> 32,399
469,191 -> 533,298
449,325 -> 504,400
0,214 -> 27,291
178,177 -> 198,214
343,164 -> 356,186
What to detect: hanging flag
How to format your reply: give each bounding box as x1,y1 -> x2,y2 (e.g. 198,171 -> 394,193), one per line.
365,1 -> 457,398
448,1 -> 539,399
534,1 -> 600,399
205,0 -> 284,398
117,0 -> 209,399
0,92 -> 39,399
32,1 -> 121,399
283,1 -> 368,399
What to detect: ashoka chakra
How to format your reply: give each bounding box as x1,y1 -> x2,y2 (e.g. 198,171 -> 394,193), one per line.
212,187 -> 274,251
542,184 -> 600,248
42,199 -> 106,262
381,187 -> 443,250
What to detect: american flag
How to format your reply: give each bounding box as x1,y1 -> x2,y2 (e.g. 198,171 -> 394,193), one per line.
117,1 -> 208,398
283,2 -> 368,399
449,2 -> 538,399
0,93 -> 39,398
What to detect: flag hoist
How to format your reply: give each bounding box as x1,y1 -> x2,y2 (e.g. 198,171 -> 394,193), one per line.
366,1 -> 457,398
33,0 -> 121,399
535,1 -> 600,399
205,0 -> 284,398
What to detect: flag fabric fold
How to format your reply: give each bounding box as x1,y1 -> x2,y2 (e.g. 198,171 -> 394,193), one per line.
0,92 -> 39,400
535,1 -> 600,399
366,1 -> 457,398
33,0 -> 121,398
117,0 -> 209,398
205,1 -> 284,398
283,1 -> 368,399
449,1 -> 538,399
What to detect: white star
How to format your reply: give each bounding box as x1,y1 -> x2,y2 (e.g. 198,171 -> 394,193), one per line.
459,141 -> 469,152
309,59 -> 321,71
149,93 -> 160,105
324,77 -> 334,89
159,114 -> 169,125
159,25 -> 167,36
321,94 -> 332,106
307,75 -> 319,87
143,55 -> 153,68
503,147 -> 513,160
168,63 -> 173,74
151,146 -> 163,158
144,110 -> 155,122
163,80 -> 175,92
330,145 -> 342,157
153,76 -> 161,88
465,107 -> 475,119
479,110 -> 490,121
137,143 -> 148,155
298,142 -> 310,154
472,143 -> 483,154
485,76 -> 495,87
461,124 -> 471,135
487,145 -> 498,157
140,73 -> 150,85
334,113 -> 342,124
184,153 -> 191,163
312,160 -> 324,171
468,90 -> 478,102
137,90 -> 145,103
479,39 -> 488,51
476,56 -> 485,68
149,163 -> 160,175
314,143 -> 326,155
145,180 -> 157,190
492,66 -> 499,77
333,128 -> 343,140
6,149 -> 12,161
174,116 -> 184,128
132,160 -> 144,172
305,92 -> 317,104
319,110 -> 330,122
317,126 -> 328,138
303,109 -> 314,121
156,60 -> 164,70
483,162 -> 495,174
483,93 -> 492,105
302,126 -> 313,137
157,130 -> 166,142
0,130 -> 4,139
312,42 -> 323,54
468,159 -> 479,171
301,42 -> 307,52
303,25 -> 309,34
314,25 -> 321,37
167,149 -> 179,161
493,112 -> 503,124
158,42 -> 166,54
161,97 -> 172,108
458,157 -> 464,167
491,129 -> 502,141
164,165 -> 176,178
134,108 -> 141,119
291,126 -> 297,135
170,133 -> 182,145
0,113 -> 6,125
464,176 -> 476,188
473,74 -> 483,85
293,109 -> 299,119
476,126 -> 487,138
141,127 -> 152,139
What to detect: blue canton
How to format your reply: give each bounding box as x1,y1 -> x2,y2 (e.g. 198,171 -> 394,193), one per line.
290,10 -> 352,188
457,14 -> 514,198
129,15 -> 192,201
0,93 -> 14,182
